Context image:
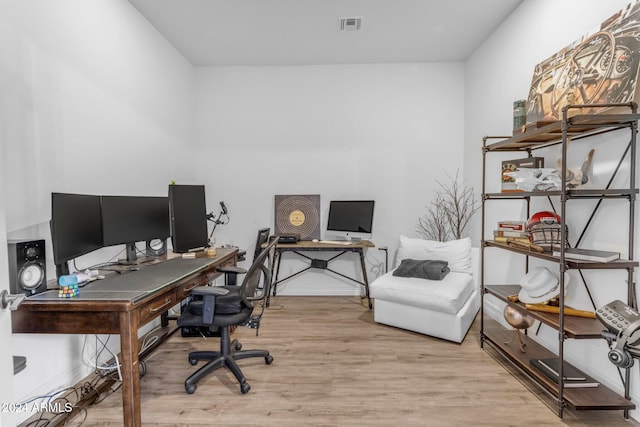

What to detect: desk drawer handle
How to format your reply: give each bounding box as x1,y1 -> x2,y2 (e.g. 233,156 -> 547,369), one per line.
150,299 -> 173,313
183,284 -> 200,293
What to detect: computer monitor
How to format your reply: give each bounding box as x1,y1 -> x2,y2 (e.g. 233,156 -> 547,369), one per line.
50,192 -> 103,277
101,195 -> 171,263
168,184 -> 209,253
325,200 -> 375,241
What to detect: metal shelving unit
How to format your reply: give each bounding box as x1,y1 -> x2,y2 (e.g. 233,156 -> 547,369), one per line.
480,103 -> 639,418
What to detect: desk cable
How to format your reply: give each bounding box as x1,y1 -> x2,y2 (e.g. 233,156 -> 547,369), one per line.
74,247 -> 127,273
362,246 -> 387,280
16,365 -> 121,427
82,335 -> 120,375
81,330 -> 161,382
75,245 -> 158,274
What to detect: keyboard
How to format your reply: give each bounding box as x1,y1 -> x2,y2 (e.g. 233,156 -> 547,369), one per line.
318,240 -> 353,246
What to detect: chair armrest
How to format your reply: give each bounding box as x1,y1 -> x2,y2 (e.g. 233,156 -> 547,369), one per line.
217,265 -> 247,275
190,286 -> 229,324
218,266 -> 247,285
191,286 -> 230,297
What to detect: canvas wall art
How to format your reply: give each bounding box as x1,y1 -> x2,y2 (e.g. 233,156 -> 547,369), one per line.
526,0 -> 640,124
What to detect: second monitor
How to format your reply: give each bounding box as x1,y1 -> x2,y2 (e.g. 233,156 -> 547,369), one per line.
101,195 -> 171,263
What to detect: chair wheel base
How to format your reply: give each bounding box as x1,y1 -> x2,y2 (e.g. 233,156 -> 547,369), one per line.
186,384 -> 197,394
240,382 -> 250,394
265,355 -> 274,364
139,361 -> 147,377
189,358 -> 198,365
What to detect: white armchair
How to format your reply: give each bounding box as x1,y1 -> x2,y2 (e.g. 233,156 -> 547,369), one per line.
369,236 -> 480,343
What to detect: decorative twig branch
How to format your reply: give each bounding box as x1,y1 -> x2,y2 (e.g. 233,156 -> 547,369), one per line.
416,170 -> 479,241
416,195 -> 449,241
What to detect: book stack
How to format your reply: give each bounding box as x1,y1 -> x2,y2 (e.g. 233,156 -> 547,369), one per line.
493,220 -> 529,244
552,247 -> 620,263
530,358 -> 599,388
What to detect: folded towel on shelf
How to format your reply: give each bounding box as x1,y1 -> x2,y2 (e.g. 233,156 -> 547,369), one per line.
392,259 -> 450,281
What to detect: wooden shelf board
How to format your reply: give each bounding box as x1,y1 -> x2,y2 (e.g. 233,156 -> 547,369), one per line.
485,114 -> 640,152
484,241 -> 638,269
485,188 -> 638,199
484,285 -> 604,338
483,326 -> 635,411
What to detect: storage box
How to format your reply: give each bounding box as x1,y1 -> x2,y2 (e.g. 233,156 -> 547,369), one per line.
501,157 -> 544,192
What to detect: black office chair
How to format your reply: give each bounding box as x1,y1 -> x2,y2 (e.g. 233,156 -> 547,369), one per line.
217,227 -> 271,286
177,237 -> 278,395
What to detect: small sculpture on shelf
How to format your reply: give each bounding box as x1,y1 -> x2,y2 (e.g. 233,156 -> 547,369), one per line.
503,305 -> 535,352
503,145 -> 596,191
556,141 -> 595,189
503,167 -> 561,192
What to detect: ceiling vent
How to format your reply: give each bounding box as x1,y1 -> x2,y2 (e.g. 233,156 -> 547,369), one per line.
340,17 -> 362,31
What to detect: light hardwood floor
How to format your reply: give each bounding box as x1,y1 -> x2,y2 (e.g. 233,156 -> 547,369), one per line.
69,296 -> 639,426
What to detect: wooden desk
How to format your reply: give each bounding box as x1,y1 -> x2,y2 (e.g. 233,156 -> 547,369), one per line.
271,240 -> 374,308
11,248 -> 238,427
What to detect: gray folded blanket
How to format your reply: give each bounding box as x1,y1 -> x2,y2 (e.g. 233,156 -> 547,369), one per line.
392,259 -> 450,280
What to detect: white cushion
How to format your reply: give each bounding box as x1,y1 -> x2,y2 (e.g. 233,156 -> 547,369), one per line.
395,235 -> 472,274
370,270 -> 474,315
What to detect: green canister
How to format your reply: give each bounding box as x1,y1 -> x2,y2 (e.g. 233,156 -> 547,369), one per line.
513,99 -> 526,130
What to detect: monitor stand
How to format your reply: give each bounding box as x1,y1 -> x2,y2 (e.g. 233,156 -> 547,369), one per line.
117,243 -> 139,265
118,244 -> 161,268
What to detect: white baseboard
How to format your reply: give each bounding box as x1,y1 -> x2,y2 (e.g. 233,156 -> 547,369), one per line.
483,294 -> 509,328
273,278 -> 364,296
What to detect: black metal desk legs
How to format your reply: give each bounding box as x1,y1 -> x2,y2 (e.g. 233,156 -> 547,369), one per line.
358,250 -> 373,309
269,247 -> 372,309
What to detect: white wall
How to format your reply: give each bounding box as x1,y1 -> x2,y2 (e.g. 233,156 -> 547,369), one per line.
0,0 -> 195,422
194,63 -> 466,293
464,0 -> 640,419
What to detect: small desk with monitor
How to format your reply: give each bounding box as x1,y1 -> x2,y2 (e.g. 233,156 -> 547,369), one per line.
11,248 -> 238,427
270,240 -> 374,308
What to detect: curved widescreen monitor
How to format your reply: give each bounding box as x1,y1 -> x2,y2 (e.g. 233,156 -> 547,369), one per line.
101,196 -> 170,246
168,184 -> 209,253
101,195 -> 170,262
51,192 -> 103,271
325,200 -> 375,241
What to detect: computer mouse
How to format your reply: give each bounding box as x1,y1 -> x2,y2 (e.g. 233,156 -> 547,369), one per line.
312,239 -> 319,243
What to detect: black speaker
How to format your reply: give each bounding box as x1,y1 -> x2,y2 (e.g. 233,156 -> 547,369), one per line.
146,238 -> 167,257
277,234 -> 300,244
8,240 -> 47,296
